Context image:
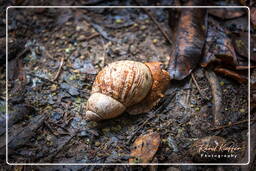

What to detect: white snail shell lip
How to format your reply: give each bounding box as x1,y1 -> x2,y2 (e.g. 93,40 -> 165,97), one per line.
86,93 -> 126,121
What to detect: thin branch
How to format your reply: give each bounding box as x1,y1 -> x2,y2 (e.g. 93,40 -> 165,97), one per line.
191,73 -> 209,101
209,118 -> 256,131
134,0 -> 173,45
52,57 -> 64,81
28,73 -> 58,84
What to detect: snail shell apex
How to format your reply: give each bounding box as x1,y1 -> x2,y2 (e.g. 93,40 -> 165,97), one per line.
85,60 -> 170,121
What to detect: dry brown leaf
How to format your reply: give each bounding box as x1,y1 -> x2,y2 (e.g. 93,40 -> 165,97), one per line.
129,132 -> 160,163
251,7 -> 256,27
168,3 -> 206,80
208,8 -> 245,20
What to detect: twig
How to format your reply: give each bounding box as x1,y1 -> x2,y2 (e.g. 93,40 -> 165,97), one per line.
28,73 -> 58,84
205,70 -> 223,126
186,78 -> 192,105
134,0 -> 173,45
52,57 -> 64,81
44,121 -> 59,136
85,32 -> 100,40
127,92 -> 176,144
17,47 -> 29,59
44,49 -> 56,60
48,120 -> 70,134
214,67 -> 247,84
235,65 -> 256,70
82,15 -> 121,43
127,116 -> 154,144
209,118 -> 256,131
191,73 -> 208,101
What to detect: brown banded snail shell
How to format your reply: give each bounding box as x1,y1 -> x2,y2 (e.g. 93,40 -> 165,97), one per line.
85,60 -> 170,121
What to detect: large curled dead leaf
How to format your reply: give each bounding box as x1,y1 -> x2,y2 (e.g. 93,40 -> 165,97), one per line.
168,1 -> 206,80
129,132 -> 160,163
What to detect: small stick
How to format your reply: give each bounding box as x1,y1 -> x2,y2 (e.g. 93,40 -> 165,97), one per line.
205,70 -> 223,126
28,73 -> 58,84
44,121 -> 58,136
44,49 -> 56,60
17,47 -> 29,59
134,0 -> 173,45
127,116 -> 154,144
214,67 -> 247,84
235,65 -> 256,70
127,92 -> 176,144
209,118 -> 256,131
85,32 -> 100,41
191,73 -> 208,101
186,78 -> 192,105
52,57 -> 64,81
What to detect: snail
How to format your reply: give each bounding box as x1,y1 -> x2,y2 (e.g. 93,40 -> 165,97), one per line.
85,60 -> 170,121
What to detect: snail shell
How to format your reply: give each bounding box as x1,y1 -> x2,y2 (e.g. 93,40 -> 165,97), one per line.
85,60 -> 170,121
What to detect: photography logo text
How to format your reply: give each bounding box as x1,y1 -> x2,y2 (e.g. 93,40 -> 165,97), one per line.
197,143 -> 242,159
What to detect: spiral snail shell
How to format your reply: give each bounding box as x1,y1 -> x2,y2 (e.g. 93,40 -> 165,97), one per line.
85,60 -> 170,121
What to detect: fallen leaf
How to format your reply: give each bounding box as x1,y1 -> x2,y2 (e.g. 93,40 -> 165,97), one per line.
208,8 -> 245,20
129,132 -> 160,163
232,32 -> 248,59
201,17 -> 238,67
251,7 -> 256,27
168,0 -> 206,80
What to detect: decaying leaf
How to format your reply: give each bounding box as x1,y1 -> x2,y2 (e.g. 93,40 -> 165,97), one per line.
252,35 -> 256,62
168,0 -> 206,80
129,132 -> 160,163
208,8 -> 245,20
201,17 -> 238,67
251,7 -> 256,27
232,32 -> 249,60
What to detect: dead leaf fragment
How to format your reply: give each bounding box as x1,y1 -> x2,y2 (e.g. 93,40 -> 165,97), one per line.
201,18 -> 238,67
251,7 -> 256,27
208,8 -> 245,20
129,132 -> 160,163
